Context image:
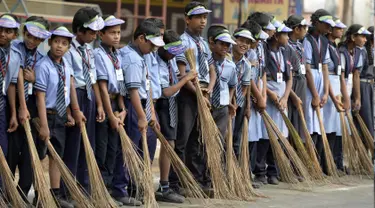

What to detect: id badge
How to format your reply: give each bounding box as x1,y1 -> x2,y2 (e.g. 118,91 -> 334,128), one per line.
2,81 -> 5,95
205,60 -> 209,71
348,73 -> 353,85
64,86 -> 68,97
318,63 -> 322,73
277,72 -> 283,83
28,83 -> 33,95
300,64 -> 306,75
90,72 -> 95,83
337,65 -> 342,75
116,69 -> 124,81
146,79 -> 151,91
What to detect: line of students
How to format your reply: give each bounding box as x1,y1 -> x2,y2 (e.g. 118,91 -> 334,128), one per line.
0,2 -> 373,208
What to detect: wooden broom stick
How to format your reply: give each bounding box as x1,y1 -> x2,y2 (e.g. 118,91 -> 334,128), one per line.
23,120 -> 57,208
0,146 -> 28,208
353,112 -> 374,157
31,119 -> 94,208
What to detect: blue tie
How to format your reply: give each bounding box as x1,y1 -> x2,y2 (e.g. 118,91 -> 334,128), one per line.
236,62 -> 245,108
109,51 -> 126,96
168,62 -> 177,127
211,62 -> 221,108
0,48 -> 6,111
55,63 -> 67,120
194,39 -> 209,79
24,50 -> 34,101
78,46 -> 92,100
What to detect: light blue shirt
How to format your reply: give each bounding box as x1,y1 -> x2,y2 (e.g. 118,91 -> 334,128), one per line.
270,49 -> 285,73
95,44 -> 122,94
340,50 -> 363,72
303,37 -> 330,68
144,52 -> 161,99
235,55 -> 251,85
12,40 -> 44,70
176,31 -> 213,84
1,44 -> 21,94
158,55 -> 179,98
120,44 -> 148,100
215,58 -> 238,106
65,38 -> 97,88
34,55 -> 72,109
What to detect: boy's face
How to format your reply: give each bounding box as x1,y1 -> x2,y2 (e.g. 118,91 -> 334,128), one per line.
0,27 -> 16,47
211,40 -> 230,58
264,29 -> 275,38
77,29 -> 98,44
186,14 -> 208,34
138,34 -> 158,55
317,21 -> 331,35
100,25 -> 121,47
233,36 -> 251,55
158,48 -> 174,61
352,34 -> 367,48
23,31 -> 43,50
276,33 -> 289,46
331,28 -> 344,39
295,25 -> 308,39
48,36 -> 70,58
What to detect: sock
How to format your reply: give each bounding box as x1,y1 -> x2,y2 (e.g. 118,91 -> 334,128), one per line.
159,181 -> 169,192
51,188 -> 60,197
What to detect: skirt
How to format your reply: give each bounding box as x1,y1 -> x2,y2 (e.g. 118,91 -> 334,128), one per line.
305,69 -> 325,135
261,81 -> 288,139
323,75 -> 342,135
248,106 -> 263,142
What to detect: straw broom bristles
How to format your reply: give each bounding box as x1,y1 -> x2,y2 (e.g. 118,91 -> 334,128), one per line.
315,107 -> 339,178
149,121 -> 208,201
185,48 -> 232,199
31,119 -> 94,208
262,112 -> 312,188
346,113 -> 374,177
296,105 -> 324,180
0,192 -> 7,208
280,111 -> 322,181
24,119 -> 57,208
353,112 -> 374,157
0,146 -> 28,208
260,113 -> 299,184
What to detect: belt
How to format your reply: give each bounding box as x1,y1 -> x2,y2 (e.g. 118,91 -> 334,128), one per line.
109,94 -> 118,100
329,72 -> 339,76
292,71 -> 304,77
360,78 -> 374,84
46,109 -> 57,115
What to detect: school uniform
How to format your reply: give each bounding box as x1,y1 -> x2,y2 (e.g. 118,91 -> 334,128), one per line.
7,40 -> 44,196
61,38 -> 97,195
155,55 -> 179,140
231,55 -> 251,157
121,42 -> 157,192
287,39 -> 308,142
94,43 -> 128,197
170,30 -> 213,187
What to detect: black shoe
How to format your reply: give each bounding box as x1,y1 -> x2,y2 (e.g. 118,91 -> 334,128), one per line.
155,188 -> 185,203
252,181 -> 262,189
170,185 -> 186,197
254,175 -> 268,185
114,196 -> 142,206
267,176 -> 279,185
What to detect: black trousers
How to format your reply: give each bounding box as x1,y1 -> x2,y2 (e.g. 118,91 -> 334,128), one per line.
357,82 -> 374,140
312,133 -> 343,174
288,75 -> 307,142
253,139 -> 278,177
249,141 -> 257,173
233,105 -> 246,158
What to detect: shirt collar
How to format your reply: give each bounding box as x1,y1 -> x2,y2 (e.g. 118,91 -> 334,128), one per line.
185,29 -> 201,42
100,42 -> 116,54
128,42 -> 143,57
72,38 -> 87,50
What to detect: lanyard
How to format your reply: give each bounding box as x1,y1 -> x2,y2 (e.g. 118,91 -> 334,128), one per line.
217,61 -> 225,77
311,35 -> 322,63
330,44 -> 341,64
107,53 -> 120,70
0,52 -> 10,77
74,46 -> 91,71
56,63 -> 66,84
349,49 -> 356,73
270,51 -> 282,72
236,60 -> 244,83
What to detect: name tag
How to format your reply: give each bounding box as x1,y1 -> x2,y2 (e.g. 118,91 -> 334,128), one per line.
337,65 -> 342,75
277,72 -> 283,83
205,60 -> 209,72
146,79 -> 151,91
116,68 -> 124,81
318,63 -> 322,73
90,72 -> 95,83
2,81 -> 5,95
64,86 -> 68,98
28,83 -> 33,95
300,65 -> 306,75
348,73 -> 353,85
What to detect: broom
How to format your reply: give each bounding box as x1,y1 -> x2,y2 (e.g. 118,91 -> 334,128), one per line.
23,120 -> 57,208
262,112 -> 312,187
346,112 -> 374,177
31,119 -> 94,208
149,121 -> 208,200
280,111 -> 322,181
260,112 -> 299,184
315,107 -> 339,178
0,146 -> 28,208
0,192 -> 6,208
353,112 -> 374,157
185,48 -> 232,199
296,105 -> 324,180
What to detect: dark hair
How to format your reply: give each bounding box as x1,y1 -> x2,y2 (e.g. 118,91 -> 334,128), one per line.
366,26 -> 374,65
338,24 -> 364,48
50,34 -> 72,44
184,1 -> 205,17
241,20 -> 261,37
133,20 -> 160,40
23,16 -> 50,34
72,7 -> 100,33
247,12 -> 271,28
144,18 -> 165,29
163,29 -> 180,44
207,24 -> 227,41
310,9 -> 331,26
0,13 -> 19,34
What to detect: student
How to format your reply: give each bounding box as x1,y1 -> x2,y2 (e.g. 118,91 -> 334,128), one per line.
8,16 -> 50,201
0,14 -> 22,189
35,26 -> 85,208
120,20 -> 164,204
322,18 -> 348,173
284,15 -> 309,142
61,7 -> 105,198
247,12 -> 276,39
169,1 -> 216,193
94,15 -> 137,206
303,9 -> 335,160
231,28 -> 254,158
155,29 -> 197,203
257,24 -> 294,185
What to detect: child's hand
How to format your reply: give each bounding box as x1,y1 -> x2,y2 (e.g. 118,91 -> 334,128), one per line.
39,125 -> 50,141
138,117 -> 148,132
311,95 -> 321,108
343,96 -> 351,111
185,71 -> 198,81
279,97 -> 288,111
228,103 -> 237,117
320,93 -> 328,107
18,107 -> 30,125
8,115 -> 18,132
73,110 -> 87,125
291,95 -> 303,108
116,110 -> 126,125
96,106 -> 106,123
65,114 -> 75,127
256,97 -> 267,111
109,115 -> 120,130
23,67 -> 35,83
333,97 -> 344,112
352,99 -> 361,112
245,107 -> 251,119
